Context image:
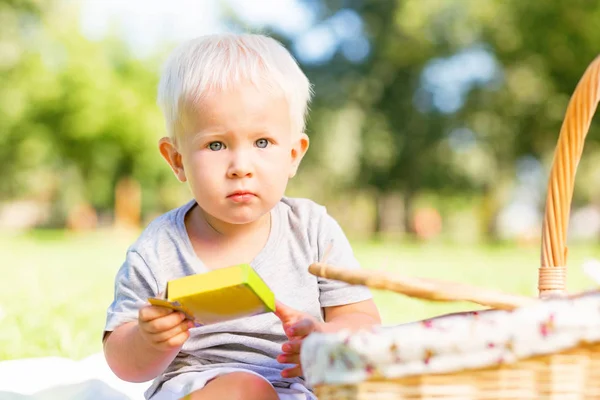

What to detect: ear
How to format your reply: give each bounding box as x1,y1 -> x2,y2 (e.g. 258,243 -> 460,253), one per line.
289,133 -> 309,178
159,137 -> 187,182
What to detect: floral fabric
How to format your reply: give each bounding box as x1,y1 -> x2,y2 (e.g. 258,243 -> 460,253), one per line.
301,291 -> 600,387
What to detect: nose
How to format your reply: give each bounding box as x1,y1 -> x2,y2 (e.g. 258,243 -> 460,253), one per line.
227,149 -> 254,178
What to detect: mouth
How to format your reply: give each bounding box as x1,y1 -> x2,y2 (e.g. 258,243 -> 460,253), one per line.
227,191 -> 256,203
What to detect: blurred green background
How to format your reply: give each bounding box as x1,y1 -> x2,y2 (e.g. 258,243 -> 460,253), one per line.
1,0 -> 600,361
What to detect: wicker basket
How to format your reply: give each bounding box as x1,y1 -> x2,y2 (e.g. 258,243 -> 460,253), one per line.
301,54 -> 600,399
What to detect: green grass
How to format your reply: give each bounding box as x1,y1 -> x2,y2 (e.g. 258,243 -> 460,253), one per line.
0,230 -> 135,360
1,230 -> 599,361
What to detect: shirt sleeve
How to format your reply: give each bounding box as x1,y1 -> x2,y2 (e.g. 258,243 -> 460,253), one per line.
316,211 -> 373,307
104,250 -> 159,333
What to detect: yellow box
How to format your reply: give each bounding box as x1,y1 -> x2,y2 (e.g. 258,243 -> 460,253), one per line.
148,264 -> 275,325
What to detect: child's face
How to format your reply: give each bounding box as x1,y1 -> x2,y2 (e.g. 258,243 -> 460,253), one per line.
161,83 -> 308,226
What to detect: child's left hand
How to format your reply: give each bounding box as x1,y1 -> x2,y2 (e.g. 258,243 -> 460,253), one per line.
274,301 -> 324,378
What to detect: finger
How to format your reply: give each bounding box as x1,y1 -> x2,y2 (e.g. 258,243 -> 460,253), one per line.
156,329 -> 190,350
281,365 -> 303,378
289,318 -> 315,337
277,353 -> 300,365
274,301 -> 298,324
150,320 -> 191,343
142,311 -> 187,334
139,304 -> 175,322
281,340 -> 302,354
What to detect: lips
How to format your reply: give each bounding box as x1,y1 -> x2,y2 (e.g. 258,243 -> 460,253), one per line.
227,191 -> 255,197
227,191 -> 256,203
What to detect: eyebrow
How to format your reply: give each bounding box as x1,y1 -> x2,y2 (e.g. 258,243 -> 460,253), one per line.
190,130 -> 227,144
193,128 -> 278,141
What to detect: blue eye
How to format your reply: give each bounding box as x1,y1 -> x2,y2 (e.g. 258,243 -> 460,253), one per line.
256,139 -> 269,148
208,142 -> 224,151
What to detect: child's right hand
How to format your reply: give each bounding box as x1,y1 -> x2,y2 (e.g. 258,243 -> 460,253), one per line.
138,304 -> 193,351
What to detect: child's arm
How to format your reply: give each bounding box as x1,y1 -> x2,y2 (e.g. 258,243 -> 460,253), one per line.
103,305 -> 193,382
320,298 -> 381,332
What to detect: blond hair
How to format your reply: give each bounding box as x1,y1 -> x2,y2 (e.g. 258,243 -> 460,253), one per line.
157,33 -> 313,139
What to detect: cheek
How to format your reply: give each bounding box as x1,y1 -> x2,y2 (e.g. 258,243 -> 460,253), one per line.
191,150 -> 223,167
184,153 -> 217,182
263,151 -> 292,173
271,146 -> 293,164
272,154 -> 294,182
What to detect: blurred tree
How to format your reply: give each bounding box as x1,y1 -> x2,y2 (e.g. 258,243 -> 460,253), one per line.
0,0 -> 42,12
465,0 -> 600,193
0,1 -> 179,227
277,0 -> 481,235
441,0 -> 600,240
231,0 -> 600,240
0,0 -> 47,199
3,0 -> 599,238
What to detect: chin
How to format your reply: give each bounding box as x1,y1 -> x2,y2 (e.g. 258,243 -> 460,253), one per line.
220,210 -> 266,225
225,217 -> 263,226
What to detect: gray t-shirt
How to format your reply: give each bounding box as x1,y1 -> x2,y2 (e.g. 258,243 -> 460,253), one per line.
104,196 -> 372,398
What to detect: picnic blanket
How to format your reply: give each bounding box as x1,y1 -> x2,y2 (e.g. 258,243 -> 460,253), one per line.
0,352 -> 147,400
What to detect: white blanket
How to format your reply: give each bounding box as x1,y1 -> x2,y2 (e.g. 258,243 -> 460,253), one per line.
0,353 -> 148,400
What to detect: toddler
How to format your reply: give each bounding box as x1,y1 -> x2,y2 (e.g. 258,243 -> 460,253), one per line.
102,33 -> 381,400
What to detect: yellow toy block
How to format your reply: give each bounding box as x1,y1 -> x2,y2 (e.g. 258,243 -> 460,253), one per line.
148,264 -> 275,325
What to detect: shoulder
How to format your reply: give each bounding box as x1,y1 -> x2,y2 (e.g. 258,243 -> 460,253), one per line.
277,196 -> 335,234
127,199 -> 194,259
109,200 -> 196,298
278,196 -> 328,221
276,197 -> 346,250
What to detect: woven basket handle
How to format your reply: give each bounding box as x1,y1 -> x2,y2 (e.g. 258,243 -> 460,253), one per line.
309,263 -> 538,310
539,55 -> 600,298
